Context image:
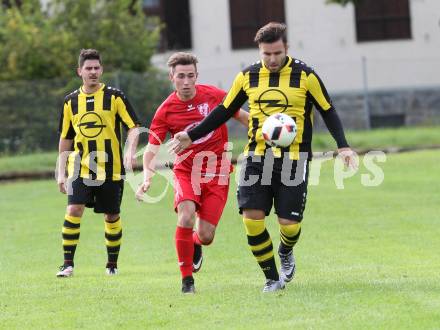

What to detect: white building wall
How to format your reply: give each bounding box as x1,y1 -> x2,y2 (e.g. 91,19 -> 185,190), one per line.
151,0 -> 440,93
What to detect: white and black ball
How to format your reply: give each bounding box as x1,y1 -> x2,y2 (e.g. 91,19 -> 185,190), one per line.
262,113 -> 297,147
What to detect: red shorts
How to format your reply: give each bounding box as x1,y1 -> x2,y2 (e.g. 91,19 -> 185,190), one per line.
173,170 -> 230,226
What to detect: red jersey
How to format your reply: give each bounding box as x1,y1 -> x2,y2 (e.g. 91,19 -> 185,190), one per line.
148,84 -> 234,175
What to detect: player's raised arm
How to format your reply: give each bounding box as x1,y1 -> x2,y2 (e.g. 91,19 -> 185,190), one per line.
171,107 -> 248,154
173,72 -> 249,153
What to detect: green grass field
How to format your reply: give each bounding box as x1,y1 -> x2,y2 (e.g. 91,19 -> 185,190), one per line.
1,150 -> 439,329
1,126 -> 440,175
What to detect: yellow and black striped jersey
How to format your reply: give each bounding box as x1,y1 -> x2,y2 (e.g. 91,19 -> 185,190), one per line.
223,56 -> 333,159
58,84 -> 139,181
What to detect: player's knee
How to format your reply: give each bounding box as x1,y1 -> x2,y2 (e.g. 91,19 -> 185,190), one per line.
177,202 -> 196,227
177,212 -> 195,228
278,218 -> 300,226
243,209 -> 265,220
105,214 -> 120,222
197,230 -> 214,245
67,205 -> 84,217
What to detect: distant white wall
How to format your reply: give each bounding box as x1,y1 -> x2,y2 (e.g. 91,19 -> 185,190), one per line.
151,0 -> 440,93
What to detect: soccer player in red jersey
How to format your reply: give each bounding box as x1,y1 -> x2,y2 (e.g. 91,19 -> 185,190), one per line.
136,52 -> 248,293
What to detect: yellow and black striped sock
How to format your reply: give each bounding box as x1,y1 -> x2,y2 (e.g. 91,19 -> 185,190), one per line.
105,218 -> 122,267
62,214 -> 81,266
243,218 -> 279,281
279,223 -> 301,255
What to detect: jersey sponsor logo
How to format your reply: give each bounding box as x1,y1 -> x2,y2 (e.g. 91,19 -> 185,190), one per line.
184,121 -> 213,144
197,102 -> 209,117
254,88 -> 292,116
78,112 -> 106,138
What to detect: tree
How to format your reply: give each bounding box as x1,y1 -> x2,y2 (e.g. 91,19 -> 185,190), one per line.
49,0 -> 160,73
0,0 -> 74,80
0,0 -> 161,80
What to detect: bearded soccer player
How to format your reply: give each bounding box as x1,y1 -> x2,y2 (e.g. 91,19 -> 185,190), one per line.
136,52 -> 248,294
173,23 -> 357,292
56,49 -> 139,277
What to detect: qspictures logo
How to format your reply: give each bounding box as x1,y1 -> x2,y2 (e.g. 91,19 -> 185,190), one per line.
55,127 -> 387,203
78,112 -> 106,138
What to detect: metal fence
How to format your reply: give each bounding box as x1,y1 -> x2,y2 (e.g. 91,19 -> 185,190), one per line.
0,70 -> 171,154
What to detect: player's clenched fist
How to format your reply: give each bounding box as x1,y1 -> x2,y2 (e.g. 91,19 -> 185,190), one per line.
57,177 -> 67,194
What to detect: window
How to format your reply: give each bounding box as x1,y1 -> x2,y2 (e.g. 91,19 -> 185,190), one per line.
143,0 -> 192,51
229,0 -> 286,49
143,0 -> 160,7
2,0 -> 22,7
355,0 -> 411,42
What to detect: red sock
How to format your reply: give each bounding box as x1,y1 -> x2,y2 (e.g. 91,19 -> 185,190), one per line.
175,226 -> 194,278
193,231 -> 203,246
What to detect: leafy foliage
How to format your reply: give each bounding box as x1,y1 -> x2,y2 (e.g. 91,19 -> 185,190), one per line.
0,0 -> 160,80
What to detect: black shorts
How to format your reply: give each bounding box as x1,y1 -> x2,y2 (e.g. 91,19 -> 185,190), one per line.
237,154 -> 309,221
67,177 -> 124,214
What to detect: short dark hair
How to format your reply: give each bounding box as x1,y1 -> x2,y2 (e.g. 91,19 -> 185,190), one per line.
254,22 -> 287,44
167,52 -> 198,71
78,49 -> 102,68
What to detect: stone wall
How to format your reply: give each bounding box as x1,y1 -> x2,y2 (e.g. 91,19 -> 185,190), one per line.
226,87 -> 440,138
317,87 -> 440,130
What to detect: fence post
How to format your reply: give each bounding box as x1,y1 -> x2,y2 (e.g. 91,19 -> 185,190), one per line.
362,56 -> 371,129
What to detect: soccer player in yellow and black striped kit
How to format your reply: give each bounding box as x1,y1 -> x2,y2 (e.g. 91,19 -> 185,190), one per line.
56,49 -> 139,277
173,22 -> 356,292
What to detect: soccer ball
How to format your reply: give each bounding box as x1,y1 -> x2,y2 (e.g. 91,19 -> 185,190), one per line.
262,113 -> 297,147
